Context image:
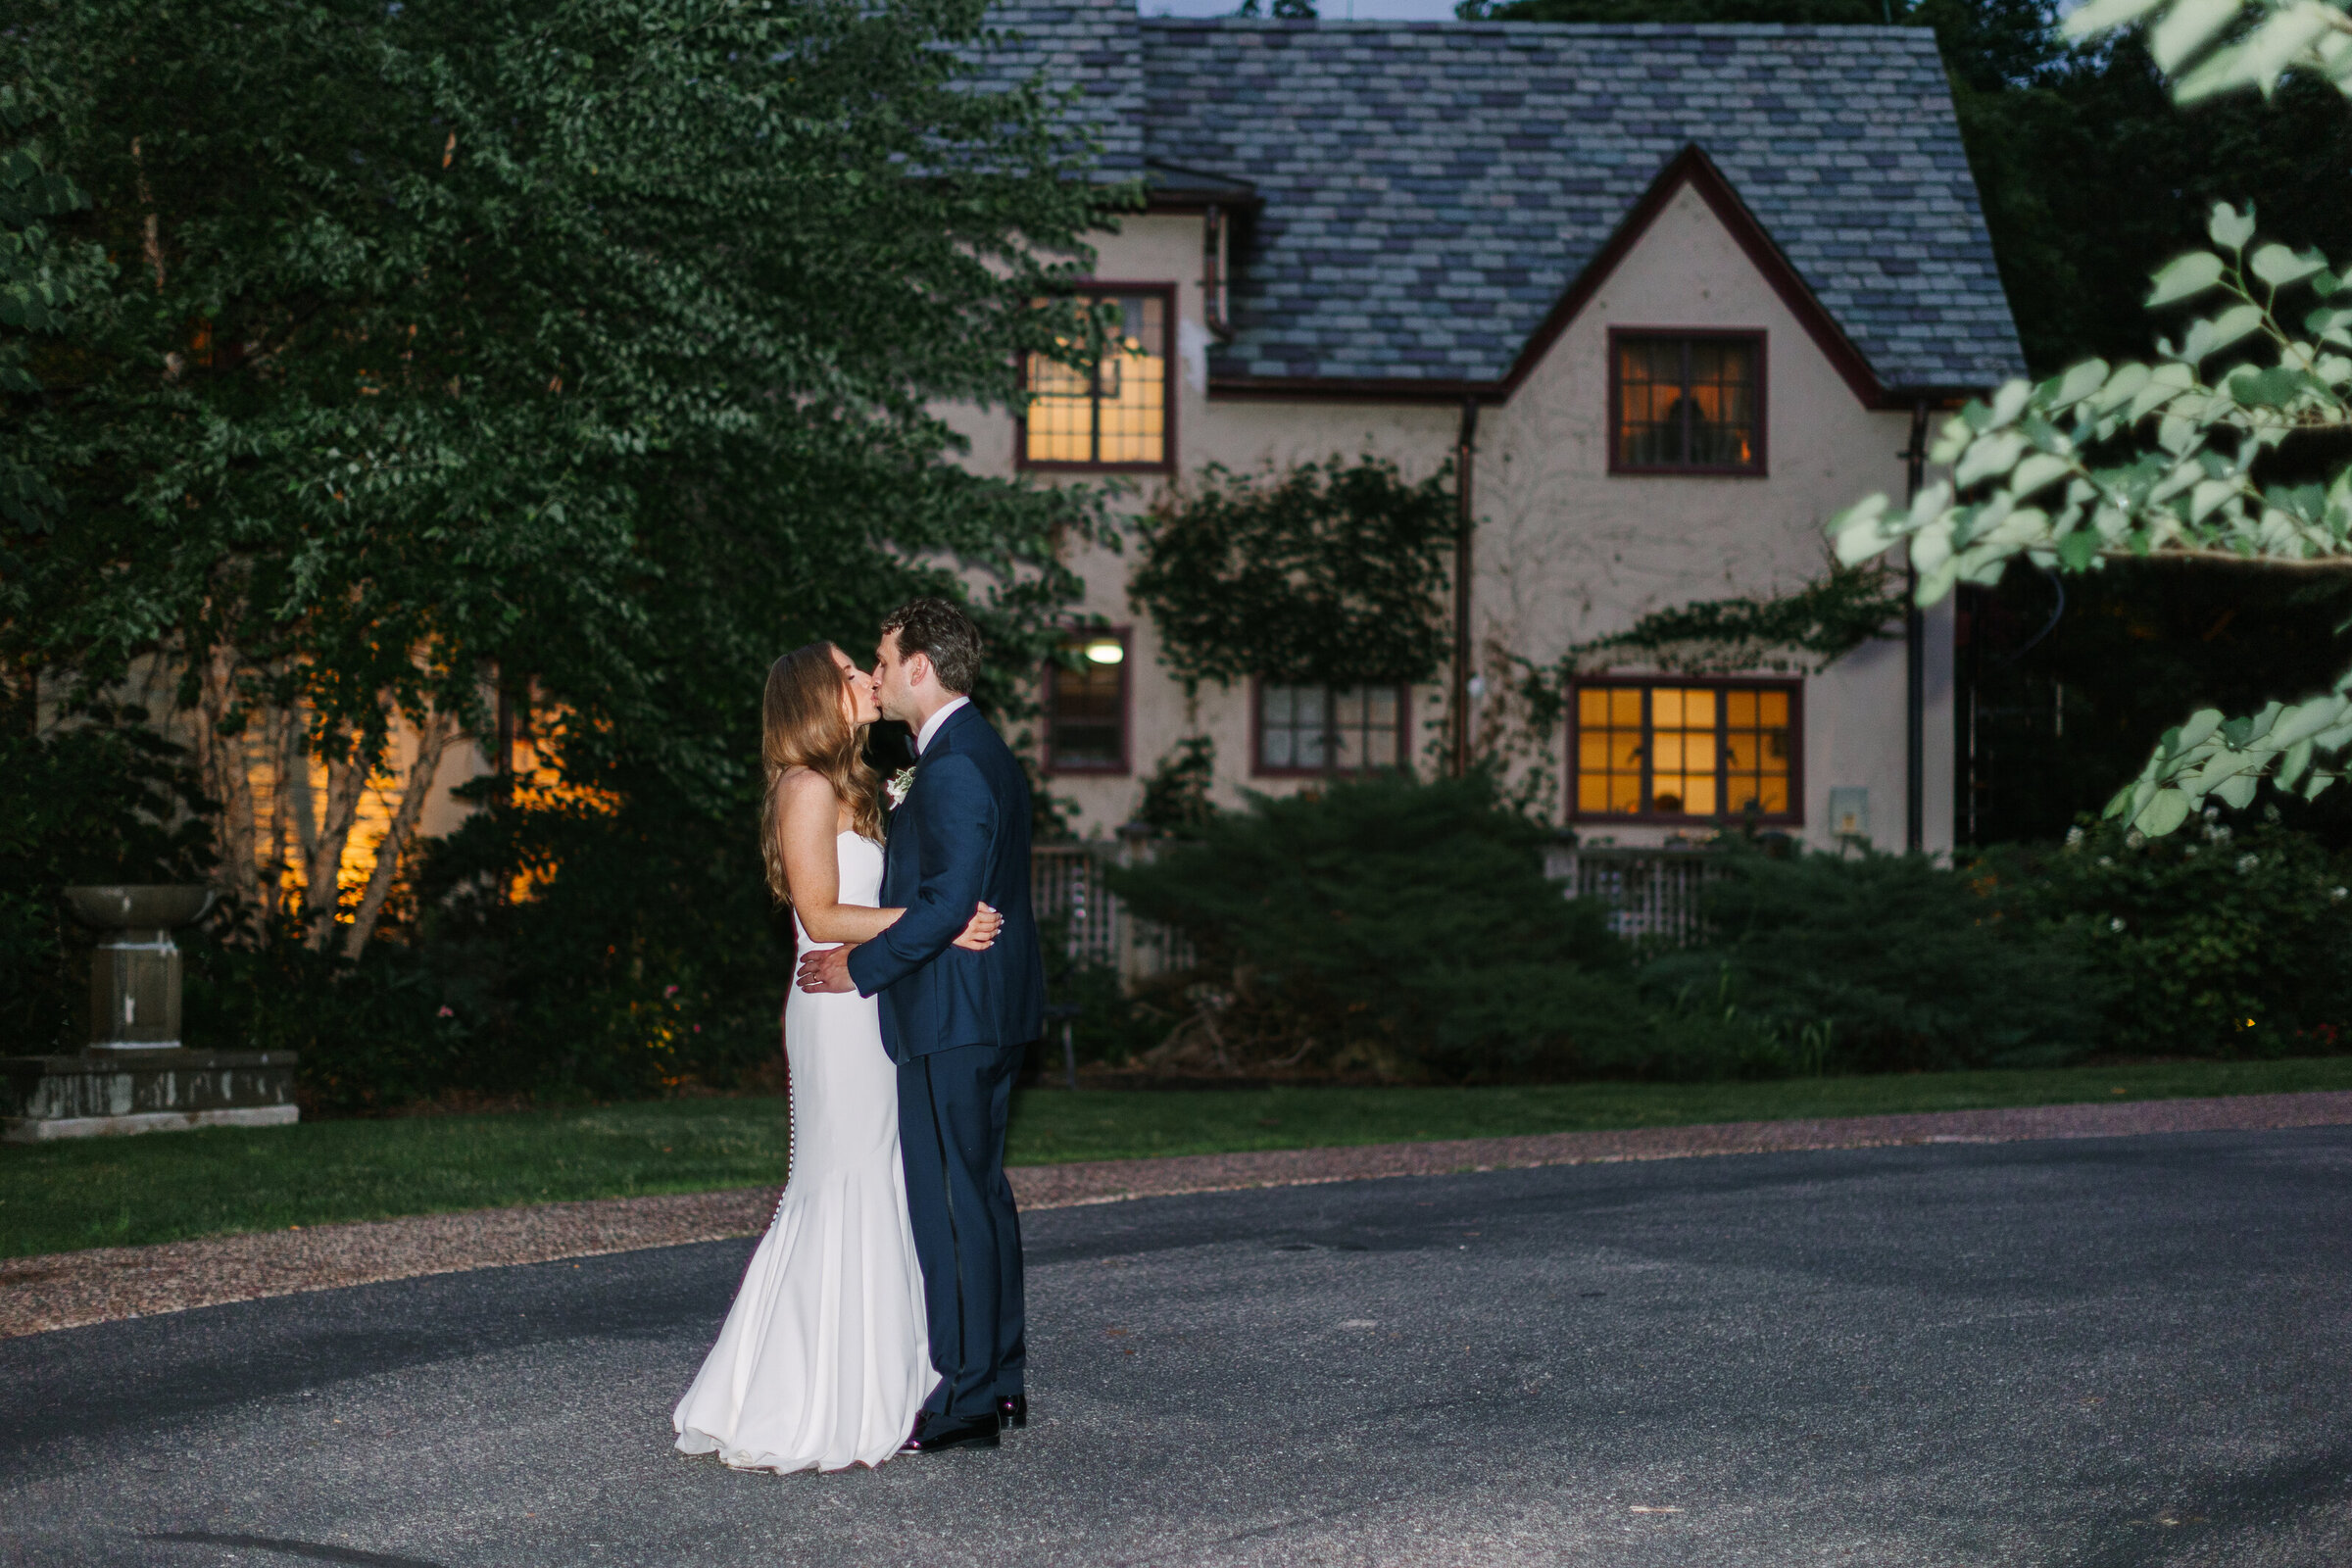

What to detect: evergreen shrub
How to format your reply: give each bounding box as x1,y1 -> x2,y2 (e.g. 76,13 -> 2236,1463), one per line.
1107,772 -> 1724,1081
1980,812 -> 2352,1056
1642,844 -> 2109,1073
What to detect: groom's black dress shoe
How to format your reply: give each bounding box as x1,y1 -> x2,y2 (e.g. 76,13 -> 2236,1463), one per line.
901,1411 -> 1001,1453
998,1395 -> 1028,1431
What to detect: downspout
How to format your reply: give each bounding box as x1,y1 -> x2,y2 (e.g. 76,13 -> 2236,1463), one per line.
1452,397 -> 1480,778
1902,399 -> 1930,854
1201,205 -> 1231,340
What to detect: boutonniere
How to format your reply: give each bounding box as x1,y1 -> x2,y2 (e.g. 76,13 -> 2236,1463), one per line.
885,765 -> 917,810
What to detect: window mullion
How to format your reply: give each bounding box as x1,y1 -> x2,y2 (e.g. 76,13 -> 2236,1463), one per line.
1715,687 -> 1729,814
1680,340 -> 1694,466
1639,686 -> 1653,813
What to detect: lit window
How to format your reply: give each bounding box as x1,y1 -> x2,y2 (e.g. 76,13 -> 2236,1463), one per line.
1573,682 -> 1795,819
1254,683 -> 1404,775
1023,292 -> 1170,469
1045,632 -> 1128,773
1612,333 -> 1763,473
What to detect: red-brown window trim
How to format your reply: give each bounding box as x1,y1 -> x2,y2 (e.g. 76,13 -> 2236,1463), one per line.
1606,327 -> 1769,478
1042,626 -> 1132,776
1015,282 -> 1178,476
1568,675 -> 1804,826
1249,677 -> 1413,779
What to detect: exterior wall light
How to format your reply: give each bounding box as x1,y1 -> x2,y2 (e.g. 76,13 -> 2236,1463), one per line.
1084,639 -> 1125,665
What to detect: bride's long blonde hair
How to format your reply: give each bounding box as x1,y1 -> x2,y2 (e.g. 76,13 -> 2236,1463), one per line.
760,642 -> 886,906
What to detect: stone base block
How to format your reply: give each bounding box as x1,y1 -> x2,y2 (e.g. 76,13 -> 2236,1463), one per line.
0,1050 -> 299,1143
4,1104 -> 300,1142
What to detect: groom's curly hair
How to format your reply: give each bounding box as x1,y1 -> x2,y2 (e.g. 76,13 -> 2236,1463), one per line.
881,597 -> 982,695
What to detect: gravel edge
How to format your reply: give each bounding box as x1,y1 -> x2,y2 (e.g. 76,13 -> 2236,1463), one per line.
8,1089 -> 2349,1339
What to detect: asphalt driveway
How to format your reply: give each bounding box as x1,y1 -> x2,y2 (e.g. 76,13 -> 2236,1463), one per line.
3,1127 -> 2347,1567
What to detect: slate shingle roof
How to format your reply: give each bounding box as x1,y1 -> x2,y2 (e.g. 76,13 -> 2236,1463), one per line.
979,6 -> 2025,393
966,0 -> 1148,172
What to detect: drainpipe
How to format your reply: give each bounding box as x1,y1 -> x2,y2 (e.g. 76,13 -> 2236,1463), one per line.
1452,397 -> 1480,778
1902,399 -> 1930,854
1200,205 -> 1230,340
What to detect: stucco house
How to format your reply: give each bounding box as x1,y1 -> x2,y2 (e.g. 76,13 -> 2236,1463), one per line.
954,3 -> 2025,855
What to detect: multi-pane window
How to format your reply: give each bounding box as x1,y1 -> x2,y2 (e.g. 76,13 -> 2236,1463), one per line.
1023,291 -> 1170,469
1044,632 -> 1128,773
1573,682 -> 1795,820
1255,684 -> 1404,774
1611,332 -> 1763,473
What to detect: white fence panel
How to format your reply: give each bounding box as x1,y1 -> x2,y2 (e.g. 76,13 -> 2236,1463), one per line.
1030,842 -> 1196,983
1544,846 -> 1723,949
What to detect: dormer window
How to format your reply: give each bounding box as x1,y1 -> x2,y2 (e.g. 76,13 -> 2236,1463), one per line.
1020,288 -> 1173,471
1609,330 -> 1764,475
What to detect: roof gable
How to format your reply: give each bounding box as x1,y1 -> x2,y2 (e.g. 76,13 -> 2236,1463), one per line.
1498,143 -> 1886,407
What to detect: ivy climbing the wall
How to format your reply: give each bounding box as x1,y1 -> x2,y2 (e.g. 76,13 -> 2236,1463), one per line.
1550,563 -> 1905,679
1127,456 -> 1456,692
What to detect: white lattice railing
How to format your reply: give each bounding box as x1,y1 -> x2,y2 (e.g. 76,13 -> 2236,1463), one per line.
1544,845 -> 1724,949
1030,842 -> 1197,983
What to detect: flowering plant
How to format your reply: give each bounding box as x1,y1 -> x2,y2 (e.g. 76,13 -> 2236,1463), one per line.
886,766 -> 917,810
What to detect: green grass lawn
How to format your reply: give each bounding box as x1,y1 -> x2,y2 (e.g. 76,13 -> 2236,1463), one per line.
5,1055 -> 2349,1260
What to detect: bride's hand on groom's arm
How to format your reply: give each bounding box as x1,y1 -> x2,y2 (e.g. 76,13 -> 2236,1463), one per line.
953,902 -> 1001,953
797,946 -> 858,994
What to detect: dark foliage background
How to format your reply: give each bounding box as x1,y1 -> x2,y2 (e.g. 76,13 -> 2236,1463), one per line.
0,704 -> 212,1053
1981,814 -> 2352,1056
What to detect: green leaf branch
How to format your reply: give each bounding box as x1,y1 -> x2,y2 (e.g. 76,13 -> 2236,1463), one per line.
2064,0 -> 2352,102
1829,200 -> 2352,835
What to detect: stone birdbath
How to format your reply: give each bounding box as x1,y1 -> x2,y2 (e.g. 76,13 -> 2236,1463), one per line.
0,886 -> 300,1142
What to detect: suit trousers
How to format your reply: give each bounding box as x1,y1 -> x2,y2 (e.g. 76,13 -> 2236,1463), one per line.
898,1039 -> 1027,1421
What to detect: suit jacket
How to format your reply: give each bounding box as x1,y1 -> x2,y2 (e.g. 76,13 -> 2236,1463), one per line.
847,702 -> 1046,1062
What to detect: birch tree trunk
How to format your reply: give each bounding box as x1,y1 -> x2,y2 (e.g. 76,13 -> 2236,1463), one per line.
344,707 -> 456,959
301,722 -> 372,950
191,641 -> 264,916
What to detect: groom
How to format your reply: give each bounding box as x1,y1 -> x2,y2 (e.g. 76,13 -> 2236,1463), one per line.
797,597 -> 1045,1453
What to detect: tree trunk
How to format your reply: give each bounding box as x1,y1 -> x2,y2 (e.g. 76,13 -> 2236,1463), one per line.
344,708 -> 455,960
263,698 -> 298,917
191,642 -> 264,917
301,721 -> 373,950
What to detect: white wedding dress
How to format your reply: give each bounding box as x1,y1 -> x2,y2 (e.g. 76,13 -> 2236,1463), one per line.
672,831 -> 932,1472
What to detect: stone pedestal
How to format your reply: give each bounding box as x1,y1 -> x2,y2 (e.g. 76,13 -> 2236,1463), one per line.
0,1050 -> 299,1142
1,885 -> 302,1142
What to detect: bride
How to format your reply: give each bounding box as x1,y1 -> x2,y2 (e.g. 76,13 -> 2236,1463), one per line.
672,641 -> 1001,1473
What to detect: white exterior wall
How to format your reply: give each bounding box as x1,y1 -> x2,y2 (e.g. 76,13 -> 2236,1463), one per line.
1475,185 -> 1953,854
947,195 -> 1957,855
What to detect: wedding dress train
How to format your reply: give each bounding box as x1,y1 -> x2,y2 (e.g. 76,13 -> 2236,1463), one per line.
672,831 -> 932,1472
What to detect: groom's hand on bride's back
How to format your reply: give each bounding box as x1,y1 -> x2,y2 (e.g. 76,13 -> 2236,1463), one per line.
797,946 -> 857,994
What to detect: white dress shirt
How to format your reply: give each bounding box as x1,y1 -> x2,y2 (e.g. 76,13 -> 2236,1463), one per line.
913,695 -> 970,757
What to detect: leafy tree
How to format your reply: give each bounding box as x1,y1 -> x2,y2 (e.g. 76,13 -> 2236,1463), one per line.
2,0 -> 1115,964
1830,0 -> 2352,839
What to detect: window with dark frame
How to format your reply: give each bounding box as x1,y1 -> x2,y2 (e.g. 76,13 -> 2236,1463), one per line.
1022,292 -> 1170,469
1612,333 -> 1763,473
1573,681 -> 1796,820
1044,631 -> 1129,773
1254,683 -> 1405,774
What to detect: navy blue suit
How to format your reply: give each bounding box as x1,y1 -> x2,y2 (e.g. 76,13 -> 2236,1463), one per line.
847,702 -> 1044,1421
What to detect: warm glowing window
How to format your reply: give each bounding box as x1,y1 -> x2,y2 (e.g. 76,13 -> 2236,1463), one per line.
1612,333 -> 1762,473
1023,291 -> 1170,469
1573,682 -> 1795,819
1045,631 -> 1129,773
1255,683 -> 1404,774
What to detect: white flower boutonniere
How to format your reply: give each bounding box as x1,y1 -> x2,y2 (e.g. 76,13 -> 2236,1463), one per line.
885,765 -> 918,811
